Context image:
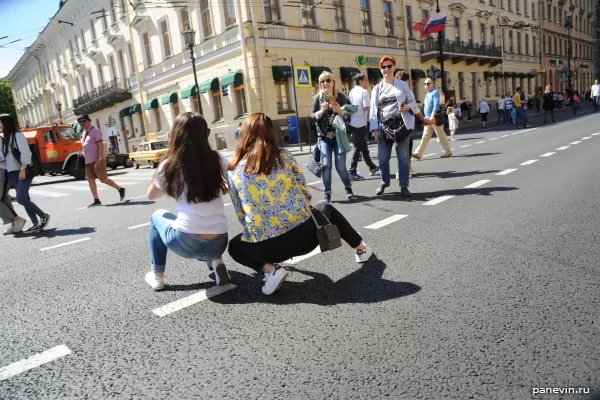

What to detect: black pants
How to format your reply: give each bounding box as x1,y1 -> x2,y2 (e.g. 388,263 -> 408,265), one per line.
349,126 -> 376,173
228,202 -> 362,273
543,109 -> 555,122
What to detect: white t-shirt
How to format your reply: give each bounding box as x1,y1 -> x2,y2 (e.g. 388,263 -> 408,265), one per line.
348,86 -> 370,128
591,84 -> 600,97
378,82 -> 402,122
154,152 -> 229,234
497,98 -> 505,110
479,101 -> 490,113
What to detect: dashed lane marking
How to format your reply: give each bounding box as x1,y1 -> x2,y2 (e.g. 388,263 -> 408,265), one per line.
285,247 -> 321,265
520,160 -> 538,166
364,214 -> 408,229
422,195 -> 454,206
570,141 -> 582,145
307,181 -> 321,186
423,153 -> 437,157
496,168 -> 518,176
501,134 -> 510,137
475,141 -> 486,144
556,146 -> 570,150
151,284 -> 237,317
463,180 -> 491,189
461,144 -> 472,148
29,189 -> 70,198
489,138 -> 498,141
128,195 -> 148,200
0,345 -> 71,381
224,202 -> 232,206
581,136 -> 591,140
40,238 -> 91,252
540,152 -> 556,157
127,223 -> 150,230
592,133 -> 600,136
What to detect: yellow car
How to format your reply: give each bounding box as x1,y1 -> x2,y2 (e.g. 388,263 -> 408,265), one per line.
130,137 -> 168,169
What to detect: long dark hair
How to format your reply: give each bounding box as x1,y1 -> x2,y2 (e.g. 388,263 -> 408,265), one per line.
160,112 -> 227,203
0,114 -> 17,156
228,113 -> 282,175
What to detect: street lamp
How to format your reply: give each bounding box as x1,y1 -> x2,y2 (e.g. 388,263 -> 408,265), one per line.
55,101 -> 62,122
182,25 -> 203,116
436,0 -> 447,95
565,11 -> 573,95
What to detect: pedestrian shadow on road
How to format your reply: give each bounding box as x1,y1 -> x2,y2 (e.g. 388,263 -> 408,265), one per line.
105,200 -> 155,207
23,226 -> 96,239
209,256 -> 421,306
349,186 -> 518,204
456,136 -> 484,141
413,170 -> 500,179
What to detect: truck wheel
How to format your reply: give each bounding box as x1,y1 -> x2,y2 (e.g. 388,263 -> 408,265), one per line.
68,160 -> 85,180
133,160 -> 139,169
124,159 -> 132,168
150,161 -> 157,169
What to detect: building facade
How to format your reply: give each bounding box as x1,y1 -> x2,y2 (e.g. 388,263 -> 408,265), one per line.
7,0 -> 597,153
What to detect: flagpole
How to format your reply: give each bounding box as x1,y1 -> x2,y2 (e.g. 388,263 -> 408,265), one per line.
436,0 -> 447,95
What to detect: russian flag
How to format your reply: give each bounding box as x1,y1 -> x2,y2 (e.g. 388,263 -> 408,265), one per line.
423,10 -> 447,34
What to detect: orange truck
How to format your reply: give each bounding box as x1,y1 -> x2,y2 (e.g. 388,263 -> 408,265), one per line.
20,124 -> 85,179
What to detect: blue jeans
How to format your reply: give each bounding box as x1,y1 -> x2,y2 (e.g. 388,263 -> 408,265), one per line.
378,135 -> 410,188
148,209 -> 228,273
317,137 -> 352,196
515,107 -> 527,127
8,171 -> 45,225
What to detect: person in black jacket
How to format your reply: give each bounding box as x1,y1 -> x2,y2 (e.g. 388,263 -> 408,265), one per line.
541,85 -> 556,124
310,71 -> 354,203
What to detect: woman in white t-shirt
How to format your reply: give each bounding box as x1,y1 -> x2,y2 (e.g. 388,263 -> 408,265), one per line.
145,112 -> 231,291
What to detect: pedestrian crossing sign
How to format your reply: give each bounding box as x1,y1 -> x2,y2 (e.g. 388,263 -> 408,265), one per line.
294,66 -> 311,88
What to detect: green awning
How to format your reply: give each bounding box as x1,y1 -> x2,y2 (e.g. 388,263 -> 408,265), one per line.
310,66 -> 332,81
272,66 -> 292,81
503,72 -> 514,77
493,71 -> 503,78
161,92 -> 178,105
340,67 -> 361,80
483,71 -> 491,78
129,103 -> 142,114
119,107 -> 130,118
411,69 -> 426,79
527,72 -> 537,78
367,68 -> 383,80
199,78 -> 219,93
181,85 -> 197,99
220,71 -> 243,87
143,98 -> 159,110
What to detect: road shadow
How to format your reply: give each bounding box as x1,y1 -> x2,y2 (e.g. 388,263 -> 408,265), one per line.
21,226 -> 97,239
456,136 -> 484,141
32,176 -> 78,187
349,186 -> 518,204
413,169 -> 500,179
105,200 -> 155,207
445,152 -> 501,158
210,256 -> 421,306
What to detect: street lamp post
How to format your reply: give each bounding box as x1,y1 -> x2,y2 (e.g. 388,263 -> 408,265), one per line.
565,11 -> 573,95
56,101 -> 62,122
182,25 -> 203,116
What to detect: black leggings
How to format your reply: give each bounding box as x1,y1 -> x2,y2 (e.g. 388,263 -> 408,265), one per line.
228,202 -> 362,273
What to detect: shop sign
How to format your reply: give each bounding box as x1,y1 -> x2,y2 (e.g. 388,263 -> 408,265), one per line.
356,55 -> 380,66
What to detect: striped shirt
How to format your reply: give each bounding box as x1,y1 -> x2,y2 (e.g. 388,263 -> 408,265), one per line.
504,96 -> 515,110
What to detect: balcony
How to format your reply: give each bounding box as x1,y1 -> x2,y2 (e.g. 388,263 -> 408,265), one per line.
73,78 -> 132,115
421,39 -> 502,67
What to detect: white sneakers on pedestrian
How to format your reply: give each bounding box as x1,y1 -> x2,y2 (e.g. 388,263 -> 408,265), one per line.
212,259 -> 231,286
355,246 -> 373,263
145,271 -> 165,291
262,265 -> 289,295
3,217 -> 26,235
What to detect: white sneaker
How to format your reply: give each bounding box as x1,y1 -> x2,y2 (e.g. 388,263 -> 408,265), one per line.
262,266 -> 289,295
355,246 -> 373,263
212,259 -> 231,286
3,217 -> 26,235
145,271 -> 165,291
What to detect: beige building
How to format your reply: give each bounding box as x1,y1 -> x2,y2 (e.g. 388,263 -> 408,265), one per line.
6,0 -> 596,152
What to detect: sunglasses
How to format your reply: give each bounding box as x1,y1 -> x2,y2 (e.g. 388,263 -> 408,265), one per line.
320,78 -> 332,84
424,82 -> 432,85
381,64 -> 394,70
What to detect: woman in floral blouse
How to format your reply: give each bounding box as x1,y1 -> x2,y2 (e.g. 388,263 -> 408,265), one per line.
227,113 -> 373,295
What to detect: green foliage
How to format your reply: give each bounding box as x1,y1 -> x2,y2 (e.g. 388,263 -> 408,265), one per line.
0,79 -> 17,117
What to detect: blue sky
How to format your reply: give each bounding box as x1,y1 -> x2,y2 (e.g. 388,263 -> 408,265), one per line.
0,0 -> 60,78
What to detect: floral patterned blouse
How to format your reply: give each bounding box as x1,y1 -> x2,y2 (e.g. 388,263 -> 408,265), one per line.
227,149 -> 312,243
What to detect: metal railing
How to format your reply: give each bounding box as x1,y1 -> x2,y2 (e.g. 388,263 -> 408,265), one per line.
422,38 -> 502,58
73,78 -> 130,109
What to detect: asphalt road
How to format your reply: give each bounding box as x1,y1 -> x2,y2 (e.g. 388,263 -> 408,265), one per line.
0,109 -> 599,400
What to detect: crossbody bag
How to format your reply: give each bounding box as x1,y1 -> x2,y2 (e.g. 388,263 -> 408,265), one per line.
376,82 -> 411,144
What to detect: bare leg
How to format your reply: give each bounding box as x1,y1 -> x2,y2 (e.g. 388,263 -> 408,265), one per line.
87,177 -> 99,199
99,178 -> 121,191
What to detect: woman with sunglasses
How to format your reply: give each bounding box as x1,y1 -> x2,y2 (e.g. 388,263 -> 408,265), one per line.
310,71 -> 354,203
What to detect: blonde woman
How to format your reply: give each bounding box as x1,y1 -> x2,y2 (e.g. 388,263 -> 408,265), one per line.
310,71 -> 354,203
447,106 -> 458,141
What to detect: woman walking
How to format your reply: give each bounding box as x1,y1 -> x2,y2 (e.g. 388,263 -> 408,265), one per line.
395,70 -> 426,176
479,99 -> 490,127
1,114 -> 49,233
145,113 -> 231,291
227,113 -> 372,295
447,106 -> 459,141
0,130 -> 26,235
541,85 -> 556,124
310,71 -> 354,203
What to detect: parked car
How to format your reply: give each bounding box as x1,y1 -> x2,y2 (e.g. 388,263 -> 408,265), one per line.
107,152 -> 133,170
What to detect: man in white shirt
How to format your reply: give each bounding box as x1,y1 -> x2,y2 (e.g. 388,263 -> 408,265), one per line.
348,74 -> 378,180
496,97 -> 506,125
591,79 -> 600,112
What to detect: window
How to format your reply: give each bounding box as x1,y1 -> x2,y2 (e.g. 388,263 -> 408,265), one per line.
467,21 -> 473,45
102,9 -> 108,30
546,3 -> 550,20
109,54 -> 118,80
180,7 -> 190,31
43,129 -> 60,143
81,29 -> 86,49
110,0 -> 116,24
302,0 -> 317,26
508,30 -> 513,53
235,84 -> 247,116
405,6 -> 413,37
264,0 -> 280,22
500,0 -> 504,9
118,49 -> 127,79
524,0 -> 528,16
422,9 -> 429,21
383,1 -> 393,36
97,64 -> 105,85
142,32 -> 153,66
559,7 -> 563,24
516,0 -> 520,14
553,37 -> 557,55
454,18 -> 460,42
491,26 -> 496,47
559,38 -> 562,55
212,90 -> 223,121
151,142 -> 169,150
480,23 -> 485,45
154,108 -> 162,131
128,42 -> 135,76
360,0 -> 372,33
160,20 -> 172,58
224,0 -> 237,26
517,32 -> 521,54
553,7 -> 556,23
533,35 -> 537,57
525,34 -> 529,55
333,0 -> 346,30
275,81 -> 290,112
172,101 -> 180,118
200,0 -> 213,37
91,21 -> 97,40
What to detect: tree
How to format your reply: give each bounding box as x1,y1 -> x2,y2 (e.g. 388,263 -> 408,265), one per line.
0,79 -> 17,117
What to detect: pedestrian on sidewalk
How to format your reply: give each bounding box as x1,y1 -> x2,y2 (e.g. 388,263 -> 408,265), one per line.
78,115 -> 125,208
0,114 -> 50,233
496,97 -> 506,125
504,91 -> 515,125
479,99 -> 490,127
447,106 -> 459,141
513,88 -> 528,129
347,73 -> 378,181
591,80 -> 600,112
0,132 -> 26,235
144,112 -> 231,291
542,85 -> 556,124
227,113 -> 372,295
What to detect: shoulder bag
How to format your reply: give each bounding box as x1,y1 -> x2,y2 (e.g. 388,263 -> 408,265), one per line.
9,133 -> 36,180
306,146 -> 323,178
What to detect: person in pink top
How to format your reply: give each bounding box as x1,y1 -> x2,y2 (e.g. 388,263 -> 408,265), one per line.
78,115 -> 125,207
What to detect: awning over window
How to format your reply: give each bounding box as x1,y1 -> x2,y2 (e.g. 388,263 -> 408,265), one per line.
129,103 -> 142,114
310,66 -> 332,81
411,69 -> 426,79
221,71 -> 243,87
181,85 -> 197,99
340,67 -> 361,80
271,66 -> 292,81
527,72 -> 536,78
199,78 -> 219,93
143,98 -> 159,110
367,68 -> 383,80
161,92 -> 178,105
119,107 -> 130,118
493,71 -> 503,78
503,72 -> 514,77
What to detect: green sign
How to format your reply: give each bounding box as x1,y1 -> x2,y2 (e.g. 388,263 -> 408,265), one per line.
357,55 -> 380,66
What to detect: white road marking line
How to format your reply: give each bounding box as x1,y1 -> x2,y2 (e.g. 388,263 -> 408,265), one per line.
570,141 -> 582,145
540,152 -> 555,157
111,182 -> 140,186
511,132 -> 519,135
556,146 -> 570,150
53,185 -> 106,191
151,284 -> 237,317
76,207 -> 88,211
591,133 -> 600,136
475,141 -> 486,144
0,345 -> 71,382
285,247 -> 321,264
520,159 -> 538,166
501,134 -> 510,137
127,222 -> 150,230
423,153 -> 437,157
29,189 -> 70,198
364,214 -> 408,229
307,181 -> 321,186
128,195 -> 148,200
489,138 -> 498,141
422,195 -> 454,206
224,202 -> 232,206
496,168 -> 518,176
461,144 -> 472,147
40,238 -> 91,252
581,136 -> 591,140
463,179 -> 491,189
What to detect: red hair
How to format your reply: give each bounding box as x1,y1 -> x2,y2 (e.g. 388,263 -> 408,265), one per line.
379,55 -> 396,68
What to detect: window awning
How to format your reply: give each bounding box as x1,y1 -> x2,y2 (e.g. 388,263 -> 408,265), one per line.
161,92 -> 178,105
310,66 -> 332,81
271,66 -> 292,81
129,103 -> 142,114
221,71 -> 243,87
143,98 -> 159,110
367,68 -> 383,80
340,67 -> 361,80
119,107 -> 130,118
181,85 -> 197,99
199,78 -> 219,93
503,72 -> 514,77
527,72 -> 536,78
411,69 -> 426,79
493,71 -> 503,78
